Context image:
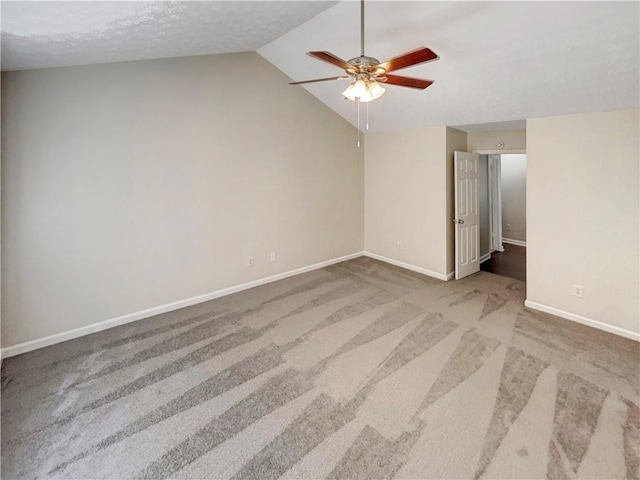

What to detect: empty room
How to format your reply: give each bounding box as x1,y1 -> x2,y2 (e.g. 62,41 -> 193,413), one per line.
1,1 -> 638,479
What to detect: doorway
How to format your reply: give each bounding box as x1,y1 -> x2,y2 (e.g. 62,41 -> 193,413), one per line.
478,153 -> 527,282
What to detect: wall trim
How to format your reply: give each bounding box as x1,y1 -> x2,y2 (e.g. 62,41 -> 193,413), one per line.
503,238 -> 527,247
524,300 -> 639,342
363,251 -> 450,282
479,252 -> 492,264
1,251 -> 365,359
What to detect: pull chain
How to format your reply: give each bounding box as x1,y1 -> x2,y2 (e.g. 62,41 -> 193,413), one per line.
366,101 -> 369,131
357,98 -> 361,148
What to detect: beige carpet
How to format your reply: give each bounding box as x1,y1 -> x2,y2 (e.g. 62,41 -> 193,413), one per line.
1,257 -> 638,479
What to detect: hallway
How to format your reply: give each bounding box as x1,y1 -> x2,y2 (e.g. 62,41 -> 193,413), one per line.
480,243 -> 526,282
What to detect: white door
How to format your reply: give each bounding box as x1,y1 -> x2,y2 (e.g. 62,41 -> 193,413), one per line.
454,151 -> 480,280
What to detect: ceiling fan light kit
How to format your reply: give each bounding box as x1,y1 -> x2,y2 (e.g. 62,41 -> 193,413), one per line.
342,78 -> 385,102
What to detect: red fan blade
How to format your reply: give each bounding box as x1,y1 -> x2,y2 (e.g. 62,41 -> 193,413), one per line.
289,76 -> 349,85
381,74 -> 434,90
308,51 -> 353,70
374,47 -> 438,73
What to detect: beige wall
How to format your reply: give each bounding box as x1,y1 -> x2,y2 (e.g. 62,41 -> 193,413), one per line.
500,154 -> 527,242
3,52 -> 636,350
468,129 -> 526,152
446,127 -> 468,274
527,109 -> 639,335
1,52 -> 364,347
364,126 -> 449,277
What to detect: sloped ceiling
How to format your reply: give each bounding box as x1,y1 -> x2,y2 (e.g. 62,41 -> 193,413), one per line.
2,1 -> 638,132
259,1 -> 639,131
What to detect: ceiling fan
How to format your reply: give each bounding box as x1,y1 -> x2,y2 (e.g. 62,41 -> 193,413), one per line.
289,0 -> 439,102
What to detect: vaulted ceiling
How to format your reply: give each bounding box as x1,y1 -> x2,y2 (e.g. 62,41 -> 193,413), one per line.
2,1 -> 638,132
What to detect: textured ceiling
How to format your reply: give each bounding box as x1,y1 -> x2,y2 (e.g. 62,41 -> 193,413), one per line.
1,1 -> 338,71
259,1 -> 640,131
2,1 -> 639,132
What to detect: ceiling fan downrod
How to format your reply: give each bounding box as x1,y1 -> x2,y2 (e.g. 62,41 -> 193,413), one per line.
349,0 -> 380,71
360,0 -> 365,57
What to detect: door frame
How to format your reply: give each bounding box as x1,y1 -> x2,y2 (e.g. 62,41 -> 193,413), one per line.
472,149 -> 525,255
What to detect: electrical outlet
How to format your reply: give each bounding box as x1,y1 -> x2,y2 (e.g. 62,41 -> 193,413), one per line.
506,224 -> 512,231
397,241 -> 403,250
270,252 -> 276,262
247,256 -> 254,267
572,284 -> 583,298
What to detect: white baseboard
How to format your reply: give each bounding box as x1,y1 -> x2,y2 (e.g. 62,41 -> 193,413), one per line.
480,252 -> 492,264
502,238 -> 527,247
1,252 -> 365,359
447,271 -> 455,281
363,251 -> 450,282
524,300 -> 639,342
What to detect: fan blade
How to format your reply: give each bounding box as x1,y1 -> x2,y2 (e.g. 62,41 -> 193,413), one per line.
308,51 -> 352,70
374,47 -> 438,73
381,74 -> 434,90
289,76 -> 349,85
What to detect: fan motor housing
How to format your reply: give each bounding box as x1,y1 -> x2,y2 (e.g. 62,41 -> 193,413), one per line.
347,56 -> 385,77
348,56 -> 380,67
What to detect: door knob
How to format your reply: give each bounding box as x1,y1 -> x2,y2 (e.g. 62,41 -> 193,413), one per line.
457,219 -> 464,224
